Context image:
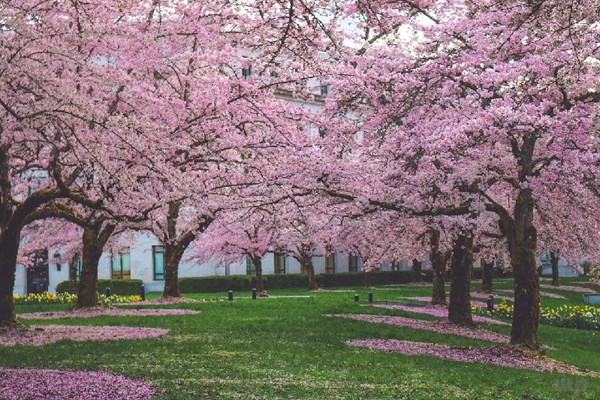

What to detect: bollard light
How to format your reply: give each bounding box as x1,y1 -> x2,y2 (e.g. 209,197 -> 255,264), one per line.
140,283 -> 145,301
105,287 -> 112,297
252,288 -> 257,300
228,290 -> 234,301
354,294 -> 359,302
487,295 -> 494,311
368,292 -> 373,303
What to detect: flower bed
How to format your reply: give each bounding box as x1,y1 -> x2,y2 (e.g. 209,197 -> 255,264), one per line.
14,292 -> 143,305
474,301 -> 600,330
373,303 -> 509,325
19,307 -> 200,320
332,313 -> 509,343
346,339 -> 595,376
0,368 -> 155,400
0,325 -> 169,346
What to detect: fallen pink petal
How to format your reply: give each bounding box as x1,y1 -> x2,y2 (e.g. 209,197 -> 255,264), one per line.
403,296 -> 487,308
346,339 -> 598,376
471,292 -> 513,301
331,313 -> 509,343
0,325 -> 169,346
540,284 -> 597,294
498,289 -> 565,299
19,307 -> 200,320
0,368 -> 155,400
373,303 -> 510,326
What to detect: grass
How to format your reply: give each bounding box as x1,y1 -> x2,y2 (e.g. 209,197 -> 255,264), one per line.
3,279 -> 600,399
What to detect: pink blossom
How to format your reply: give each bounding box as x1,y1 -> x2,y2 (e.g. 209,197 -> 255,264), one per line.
0,368 -> 155,400
540,284 -> 597,294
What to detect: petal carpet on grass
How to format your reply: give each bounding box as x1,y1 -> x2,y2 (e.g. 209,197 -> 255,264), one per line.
373,303 -> 509,325
19,307 -> 200,320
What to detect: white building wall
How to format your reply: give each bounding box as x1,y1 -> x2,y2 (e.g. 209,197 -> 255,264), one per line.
14,264 -> 26,295
48,260 -> 69,293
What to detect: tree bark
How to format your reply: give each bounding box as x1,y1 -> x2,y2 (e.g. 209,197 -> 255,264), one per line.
69,253 -> 79,288
448,233 -> 474,326
0,231 -> 20,327
411,258 -> 422,282
481,259 -> 494,293
77,225 -> 114,308
163,243 -> 185,298
298,244 -> 318,291
430,229 -> 449,305
251,255 -> 266,293
550,251 -> 559,287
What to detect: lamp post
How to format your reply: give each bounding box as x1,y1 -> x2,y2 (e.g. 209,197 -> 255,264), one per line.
53,251 -> 61,272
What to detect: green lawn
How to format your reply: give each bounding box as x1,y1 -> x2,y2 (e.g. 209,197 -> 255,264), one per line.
3,280 -> 600,399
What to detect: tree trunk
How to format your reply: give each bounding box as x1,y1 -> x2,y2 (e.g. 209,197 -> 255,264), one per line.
411,258 -> 422,282
550,251 -> 559,287
298,245 -> 318,291
163,243 -> 184,298
481,259 -> 494,293
0,231 -> 20,327
252,256 -> 265,293
430,229 -> 448,305
77,226 -> 112,308
448,233 -> 474,326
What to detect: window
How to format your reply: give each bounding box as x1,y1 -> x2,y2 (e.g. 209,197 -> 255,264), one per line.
74,257 -> 83,281
325,254 -> 336,274
246,256 -> 255,275
270,71 -> 279,78
274,253 -> 286,274
242,65 -> 252,78
348,255 -> 359,272
320,84 -> 329,96
111,250 -> 131,280
152,246 -> 165,281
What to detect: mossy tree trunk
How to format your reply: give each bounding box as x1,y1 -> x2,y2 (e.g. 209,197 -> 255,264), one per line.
298,244 -> 318,291
0,231 -> 20,327
448,233 -> 474,326
550,251 -> 559,287
481,259 -> 494,293
77,224 -> 114,308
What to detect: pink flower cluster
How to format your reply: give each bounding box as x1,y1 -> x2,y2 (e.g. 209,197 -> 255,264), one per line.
0,325 -> 169,346
540,284 -> 597,294
346,339 -> 595,376
498,289 -> 565,299
20,308 -> 200,320
0,368 -> 155,400
373,303 -> 509,326
333,313 -> 509,343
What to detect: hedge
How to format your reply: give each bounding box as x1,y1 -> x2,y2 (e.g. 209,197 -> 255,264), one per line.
178,270 -> 434,294
56,279 -> 144,296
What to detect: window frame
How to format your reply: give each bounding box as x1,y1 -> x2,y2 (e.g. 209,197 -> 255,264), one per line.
152,245 -> 165,281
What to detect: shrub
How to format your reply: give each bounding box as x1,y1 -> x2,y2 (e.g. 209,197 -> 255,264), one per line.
56,279 -> 144,296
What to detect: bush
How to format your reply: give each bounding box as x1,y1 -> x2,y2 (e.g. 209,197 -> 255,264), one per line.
56,279 -> 144,296
179,270 -> 431,294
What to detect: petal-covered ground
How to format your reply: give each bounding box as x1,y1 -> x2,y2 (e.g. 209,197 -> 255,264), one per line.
498,289 -> 565,299
346,339 -> 598,376
0,368 -> 155,400
540,284 -> 596,294
373,303 -> 509,326
122,297 -> 201,306
0,325 -> 169,346
402,296 -> 487,308
19,307 -> 200,320
331,313 -> 509,343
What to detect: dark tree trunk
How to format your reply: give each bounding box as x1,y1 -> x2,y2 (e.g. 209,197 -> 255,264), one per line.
69,253 -> 79,287
430,229 -> 449,305
448,233 -> 474,326
481,259 -> 494,293
0,231 -> 20,327
500,187 -> 540,350
77,225 -> 113,308
550,251 -> 559,287
251,256 -> 266,293
298,245 -> 318,291
163,243 -> 184,298
411,258 -> 422,282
